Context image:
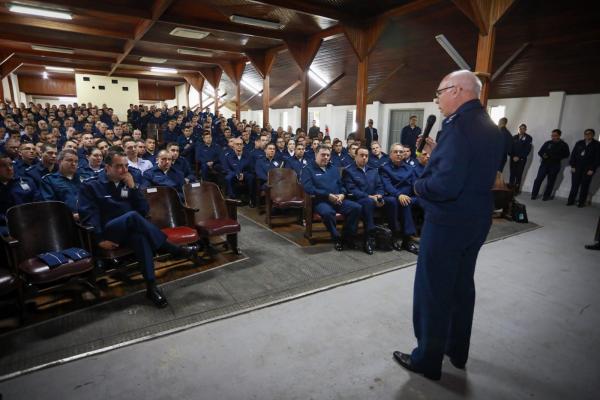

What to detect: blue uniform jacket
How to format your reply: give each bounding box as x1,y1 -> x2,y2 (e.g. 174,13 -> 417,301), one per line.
223,151 -> 252,176
414,99 -> 503,226
401,125 -> 422,156
0,176 -> 41,226
142,166 -> 186,196
511,133 -> 533,159
380,160 -> 416,197
195,142 -> 221,165
256,157 -> 283,181
367,153 -> 390,169
342,164 -> 384,200
177,135 -> 196,165
77,165 -> 104,180
25,163 -> 57,188
570,139 -> 600,171
13,159 -> 38,178
40,172 -> 83,212
248,149 -> 265,173
285,156 -> 308,179
171,157 -> 197,182
162,127 -> 179,145
331,151 -> 351,168
142,151 -> 156,165
300,161 -> 346,202
78,174 -> 149,242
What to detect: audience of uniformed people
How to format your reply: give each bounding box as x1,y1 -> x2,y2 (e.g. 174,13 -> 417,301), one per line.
1,100 -> 598,307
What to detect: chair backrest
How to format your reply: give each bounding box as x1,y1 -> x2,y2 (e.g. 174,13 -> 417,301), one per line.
268,169 -> 304,200
143,186 -> 186,229
183,182 -> 228,222
7,201 -> 80,260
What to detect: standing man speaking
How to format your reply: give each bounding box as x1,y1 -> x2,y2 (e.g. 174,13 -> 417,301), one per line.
393,70 -> 503,380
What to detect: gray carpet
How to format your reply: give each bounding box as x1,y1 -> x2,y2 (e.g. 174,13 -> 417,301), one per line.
0,215 -> 539,381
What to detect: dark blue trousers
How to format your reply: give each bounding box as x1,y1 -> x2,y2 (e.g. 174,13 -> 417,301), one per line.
386,197 -> 420,236
410,218 -> 491,374
356,197 -> 396,233
103,211 -> 167,281
314,199 -> 361,239
531,163 -> 560,199
509,159 -> 527,190
225,172 -> 255,200
568,169 -> 593,205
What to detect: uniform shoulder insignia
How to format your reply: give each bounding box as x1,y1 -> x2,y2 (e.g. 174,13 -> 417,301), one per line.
82,175 -> 99,183
40,172 -> 54,180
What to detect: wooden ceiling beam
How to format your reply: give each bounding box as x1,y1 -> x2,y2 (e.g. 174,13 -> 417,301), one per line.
241,90 -> 264,108
181,73 -> 205,93
0,52 -> 15,66
284,36 -> 323,72
0,15 -> 134,40
159,14 -> 287,41
18,58 -> 109,73
246,49 -> 277,79
491,42 -> 530,82
452,0 -> 517,35
0,55 -> 22,80
109,0 -> 175,76
219,60 -> 246,84
35,0 -> 153,19
373,0 -> 443,21
270,79 -> 301,107
367,64 -> 405,102
342,21 -> 386,62
9,49 -> 115,64
199,66 -> 223,89
247,0 -> 354,22
308,72 -> 346,104
0,32 -> 122,55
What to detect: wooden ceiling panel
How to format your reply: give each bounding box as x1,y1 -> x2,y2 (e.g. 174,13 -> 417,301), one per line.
296,0 -> 414,19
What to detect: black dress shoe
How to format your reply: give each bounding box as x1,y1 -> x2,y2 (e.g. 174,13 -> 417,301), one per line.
181,244 -> 202,263
531,195 -> 537,200
363,239 -> 374,255
391,240 -> 403,251
566,201 -> 575,206
333,238 -> 343,251
402,239 -> 419,255
248,201 -> 256,208
577,203 -> 585,208
146,284 -> 168,308
585,242 -> 600,250
448,357 -> 466,369
392,351 -> 441,381
542,197 -> 551,201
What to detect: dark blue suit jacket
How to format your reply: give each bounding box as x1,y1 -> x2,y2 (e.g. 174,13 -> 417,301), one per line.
342,164 -> 384,199
414,99 -> 503,226
300,161 -> 345,202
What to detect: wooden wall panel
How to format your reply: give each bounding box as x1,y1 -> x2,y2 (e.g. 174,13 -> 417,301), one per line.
17,75 -> 76,96
138,82 -> 176,101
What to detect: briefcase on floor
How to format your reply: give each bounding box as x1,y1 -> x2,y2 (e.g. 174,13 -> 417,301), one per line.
511,201 -> 528,223
373,225 -> 393,251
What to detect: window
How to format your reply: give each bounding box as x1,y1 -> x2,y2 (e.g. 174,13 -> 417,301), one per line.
489,105 -> 505,125
83,76 -> 90,81
308,111 -> 320,128
98,85 -> 105,90
112,79 -> 118,84
344,110 -> 356,137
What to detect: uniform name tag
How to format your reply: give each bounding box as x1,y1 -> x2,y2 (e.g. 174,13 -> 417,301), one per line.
191,182 -> 201,188
121,188 -> 129,198
20,181 -> 30,191
146,187 -> 157,193
581,150 -> 585,156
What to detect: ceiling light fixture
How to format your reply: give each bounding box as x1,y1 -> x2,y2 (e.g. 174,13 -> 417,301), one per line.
435,34 -> 471,71
32,45 -> 74,54
150,67 -> 177,74
140,57 -> 167,63
229,15 -> 282,30
177,48 -> 212,57
45,66 -> 74,72
9,4 -> 72,20
308,68 -> 327,87
169,27 -> 210,40
42,71 -> 48,79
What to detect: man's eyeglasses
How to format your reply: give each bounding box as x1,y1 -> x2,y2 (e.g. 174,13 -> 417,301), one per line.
435,86 -> 455,97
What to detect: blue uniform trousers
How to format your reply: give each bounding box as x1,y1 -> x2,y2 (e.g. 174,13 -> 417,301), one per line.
410,218 -> 491,375
103,211 -> 167,281
568,169 -> 593,205
509,158 -> 527,190
313,199 -> 361,239
386,196 -> 420,236
531,163 -> 560,199
356,196 -> 397,233
225,172 -> 255,200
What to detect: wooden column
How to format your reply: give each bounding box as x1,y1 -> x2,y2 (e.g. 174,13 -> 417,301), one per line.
220,60 -> 246,121
214,86 -> 219,116
262,73 -> 270,125
356,56 -> 369,139
199,66 -> 223,116
236,82 -> 241,120
475,28 -> 495,106
300,69 -> 309,132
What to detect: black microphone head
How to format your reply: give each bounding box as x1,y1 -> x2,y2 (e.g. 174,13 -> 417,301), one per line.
426,114 -> 436,127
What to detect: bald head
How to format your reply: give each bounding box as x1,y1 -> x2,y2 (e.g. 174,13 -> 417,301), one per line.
435,70 -> 482,117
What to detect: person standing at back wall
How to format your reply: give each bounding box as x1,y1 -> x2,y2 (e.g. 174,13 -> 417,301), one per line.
509,123 -> 533,194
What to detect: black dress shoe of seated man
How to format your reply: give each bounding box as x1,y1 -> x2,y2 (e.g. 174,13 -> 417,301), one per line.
333,238 -> 344,251
181,244 -> 202,263
146,283 -> 168,308
402,239 -> 419,255
392,351 -> 441,381
585,241 -> 600,250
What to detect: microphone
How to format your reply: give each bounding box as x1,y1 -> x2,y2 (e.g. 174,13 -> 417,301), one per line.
417,114 -> 436,154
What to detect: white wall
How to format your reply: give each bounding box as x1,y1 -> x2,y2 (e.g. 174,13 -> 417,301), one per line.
32,96 -> 77,107
175,84 -> 188,108
75,73 -> 140,120
1,77 -> 10,102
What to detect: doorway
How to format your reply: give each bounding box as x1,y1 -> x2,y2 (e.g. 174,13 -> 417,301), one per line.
388,109 -> 424,151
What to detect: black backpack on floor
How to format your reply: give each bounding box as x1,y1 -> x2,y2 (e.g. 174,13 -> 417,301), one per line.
373,225 -> 394,251
511,201 -> 528,223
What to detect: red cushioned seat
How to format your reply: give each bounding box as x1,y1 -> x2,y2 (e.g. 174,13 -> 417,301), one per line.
161,226 -> 199,245
18,257 -> 94,285
195,218 -> 241,236
272,195 -> 304,208
0,268 -> 17,296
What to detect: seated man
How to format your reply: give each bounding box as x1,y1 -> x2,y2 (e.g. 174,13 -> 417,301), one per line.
40,149 -> 82,217
14,142 -> 39,178
301,144 -> 361,251
285,142 -> 307,179
167,142 -> 197,183
0,154 -> 41,236
343,147 -> 401,255
77,147 -> 104,180
195,130 -> 222,181
177,126 -> 196,167
368,141 -> 390,169
77,133 -> 96,168
125,138 -> 152,173
331,139 -> 350,168
380,143 -> 420,254
142,137 -> 157,165
222,137 -> 255,205
142,150 -> 186,197
78,149 -> 199,308
256,143 -> 283,189
25,143 -> 58,188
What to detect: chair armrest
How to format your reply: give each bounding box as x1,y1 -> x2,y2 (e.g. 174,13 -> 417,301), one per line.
76,223 -> 95,252
225,198 -> 243,207
1,235 -> 20,272
225,198 -> 242,220
1,234 -> 19,249
181,205 -> 199,226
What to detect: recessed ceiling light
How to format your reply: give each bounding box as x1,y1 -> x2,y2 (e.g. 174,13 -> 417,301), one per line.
169,27 -> 210,40
309,68 -> 327,87
229,15 -> 282,30
9,4 -> 72,20
42,71 -> 48,79
140,57 -> 167,63
45,66 -> 74,72
177,48 -> 212,57
31,45 -> 74,54
150,67 -> 177,74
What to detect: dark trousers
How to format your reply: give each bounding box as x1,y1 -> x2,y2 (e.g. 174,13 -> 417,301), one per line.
313,199 -> 361,239
509,158 -> 527,191
499,155 -> 508,173
531,163 -> 560,199
356,196 -> 397,234
225,172 -> 255,200
386,197 -> 420,236
568,169 -> 593,205
410,218 -> 491,375
103,211 -> 167,281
